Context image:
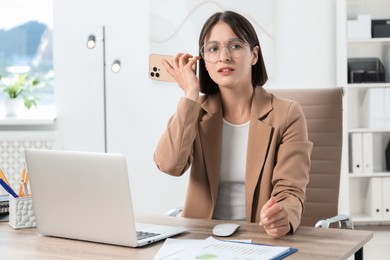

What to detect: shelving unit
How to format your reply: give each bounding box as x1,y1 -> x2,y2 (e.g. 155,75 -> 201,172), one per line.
338,0 -> 390,225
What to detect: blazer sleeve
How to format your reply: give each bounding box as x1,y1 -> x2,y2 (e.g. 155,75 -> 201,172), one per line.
153,97 -> 201,176
272,101 -> 313,232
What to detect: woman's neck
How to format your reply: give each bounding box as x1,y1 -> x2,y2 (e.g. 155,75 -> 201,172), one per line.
220,85 -> 253,125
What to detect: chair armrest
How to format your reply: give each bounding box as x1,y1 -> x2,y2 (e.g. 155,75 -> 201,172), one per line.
315,214 -> 354,229
166,207 -> 183,217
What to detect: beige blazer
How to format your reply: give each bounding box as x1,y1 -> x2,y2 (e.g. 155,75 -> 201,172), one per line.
154,86 -> 313,232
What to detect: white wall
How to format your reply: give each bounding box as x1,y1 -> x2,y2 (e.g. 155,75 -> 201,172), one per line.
53,0 -> 340,216
271,0 -> 336,88
54,0 -> 189,216
53,0 -> 106,152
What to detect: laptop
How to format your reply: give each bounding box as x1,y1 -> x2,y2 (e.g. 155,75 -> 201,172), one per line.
25,149 -> 188,247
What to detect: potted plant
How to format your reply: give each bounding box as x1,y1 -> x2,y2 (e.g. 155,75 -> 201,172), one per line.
0,73 -> 41,116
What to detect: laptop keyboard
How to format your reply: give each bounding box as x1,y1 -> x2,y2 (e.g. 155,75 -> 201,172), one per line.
136,231 -> 160,241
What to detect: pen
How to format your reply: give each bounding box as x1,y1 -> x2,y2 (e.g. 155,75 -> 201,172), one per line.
24,167 -> 31,196
0,179 -> 19,198
0,168 -> 11,187
24,170 -> 29,186
19,166 -> 27,197
21,180 -> 29,197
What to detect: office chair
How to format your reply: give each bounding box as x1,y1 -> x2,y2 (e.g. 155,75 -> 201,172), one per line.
167,87 -> 352,230
269,87 -> 352,229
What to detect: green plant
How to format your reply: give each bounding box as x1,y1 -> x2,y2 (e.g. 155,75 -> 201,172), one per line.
0,73 -> 41,109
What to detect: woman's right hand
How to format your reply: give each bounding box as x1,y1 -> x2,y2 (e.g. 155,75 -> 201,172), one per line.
162,53 -> 200,102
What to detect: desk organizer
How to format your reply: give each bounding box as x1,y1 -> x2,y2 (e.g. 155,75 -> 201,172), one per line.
8,196 -> 36,229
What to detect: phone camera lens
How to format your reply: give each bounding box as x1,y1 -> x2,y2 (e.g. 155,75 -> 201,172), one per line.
153,67 -> 158,72
156,73 -> 160,78
150,72 -> 155,77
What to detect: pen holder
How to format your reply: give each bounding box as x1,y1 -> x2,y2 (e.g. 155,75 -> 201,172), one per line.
8,196 -> 36,229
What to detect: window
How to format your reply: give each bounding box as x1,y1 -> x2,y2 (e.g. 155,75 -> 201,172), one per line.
0,0 -> 54,112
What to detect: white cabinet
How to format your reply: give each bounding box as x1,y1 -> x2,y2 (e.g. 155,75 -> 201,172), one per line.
338,0 -> 390,224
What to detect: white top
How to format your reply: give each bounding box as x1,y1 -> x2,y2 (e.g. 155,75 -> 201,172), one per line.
213,119 -> 249,221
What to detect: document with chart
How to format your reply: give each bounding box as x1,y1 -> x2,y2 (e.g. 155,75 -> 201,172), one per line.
156,236 -> 296,260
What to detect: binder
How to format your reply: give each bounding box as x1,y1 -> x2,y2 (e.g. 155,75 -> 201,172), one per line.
350,133 -> 363,174
385,88 -> 390,129
362,132 -> 384,173
386,138 -> 390,172
362,88 -> 385,129
372,133 -> 386,172
362,133 -> 374,173
365,177 -> 382,218
382,178 -> 390,220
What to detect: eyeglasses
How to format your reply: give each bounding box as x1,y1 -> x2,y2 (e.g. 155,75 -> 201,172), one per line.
200,38 -> 251,63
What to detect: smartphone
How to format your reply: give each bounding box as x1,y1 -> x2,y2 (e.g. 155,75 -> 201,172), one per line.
149,54 -> 198,82
149,54 -> 176,82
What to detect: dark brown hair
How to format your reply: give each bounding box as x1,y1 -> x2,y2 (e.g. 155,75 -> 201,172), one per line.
198,11 -> 268,94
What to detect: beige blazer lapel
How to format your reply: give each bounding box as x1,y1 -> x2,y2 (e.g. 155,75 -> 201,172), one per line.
199,94 -> 223,208
245,87 -> 274,221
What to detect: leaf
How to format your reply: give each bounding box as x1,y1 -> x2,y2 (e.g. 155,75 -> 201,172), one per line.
32,79 -> 39,86
24,97 -> 38,109
1,73 -> 45,109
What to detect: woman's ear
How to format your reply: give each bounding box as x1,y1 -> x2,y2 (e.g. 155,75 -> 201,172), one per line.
252,45 -> 259,65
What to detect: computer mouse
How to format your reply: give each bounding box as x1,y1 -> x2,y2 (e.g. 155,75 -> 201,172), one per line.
212,223 -> 241,237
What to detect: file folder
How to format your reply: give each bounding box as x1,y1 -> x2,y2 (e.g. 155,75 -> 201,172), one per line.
382,178 -> 390,219
362,133 -> 374,173
385,89 -> 390,129
365,178 -> 382,218
350,133 -> 363,174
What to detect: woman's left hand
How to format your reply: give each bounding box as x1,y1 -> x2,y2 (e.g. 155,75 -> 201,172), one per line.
259,197 -> 291,238
162,53 -> 200,102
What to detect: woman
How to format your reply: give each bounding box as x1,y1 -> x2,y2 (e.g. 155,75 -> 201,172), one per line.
153,11 -> 312,238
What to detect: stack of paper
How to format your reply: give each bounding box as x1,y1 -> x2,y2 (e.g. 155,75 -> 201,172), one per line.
154,236 -> 296,260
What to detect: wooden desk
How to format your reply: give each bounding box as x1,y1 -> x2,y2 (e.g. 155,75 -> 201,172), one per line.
0,215 -> 373,260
